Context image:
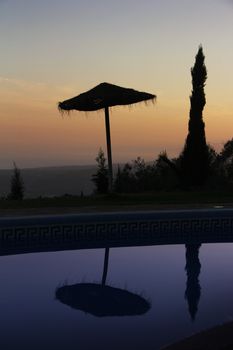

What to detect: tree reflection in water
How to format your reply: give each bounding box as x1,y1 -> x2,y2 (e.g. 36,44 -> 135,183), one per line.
185,243 -> 202,321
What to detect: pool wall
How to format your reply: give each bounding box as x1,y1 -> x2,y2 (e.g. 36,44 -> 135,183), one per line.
0,209 -> 233,255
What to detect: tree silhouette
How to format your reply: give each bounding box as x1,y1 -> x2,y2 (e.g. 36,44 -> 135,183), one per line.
214,139 -> 233,185
92,148 -> 109,194
180,46 -> 210,186
9,162 -> 24,200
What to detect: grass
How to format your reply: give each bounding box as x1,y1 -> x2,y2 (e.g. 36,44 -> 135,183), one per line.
1,190 -> 233,212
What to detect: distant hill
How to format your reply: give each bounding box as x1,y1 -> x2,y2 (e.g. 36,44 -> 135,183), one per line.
0,165 -> 97,198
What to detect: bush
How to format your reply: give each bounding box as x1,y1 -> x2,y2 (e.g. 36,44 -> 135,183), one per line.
92,148 -> 109,194
8,162 -> 24,200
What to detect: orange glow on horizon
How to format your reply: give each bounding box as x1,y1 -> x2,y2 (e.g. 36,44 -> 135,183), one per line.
0,83 -> 233,169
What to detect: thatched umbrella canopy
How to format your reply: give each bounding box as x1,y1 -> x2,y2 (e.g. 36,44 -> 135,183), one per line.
58,82 -> 156,192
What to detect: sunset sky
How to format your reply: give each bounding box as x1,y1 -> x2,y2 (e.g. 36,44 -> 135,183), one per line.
0,0 -> 233,168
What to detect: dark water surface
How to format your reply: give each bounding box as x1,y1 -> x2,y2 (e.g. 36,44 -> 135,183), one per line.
0,243 -> 233,349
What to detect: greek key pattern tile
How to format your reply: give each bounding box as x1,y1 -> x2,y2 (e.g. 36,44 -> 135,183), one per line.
1,217 -> 233,246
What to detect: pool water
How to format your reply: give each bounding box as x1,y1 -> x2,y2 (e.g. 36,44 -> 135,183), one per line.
0,243 -> 233,350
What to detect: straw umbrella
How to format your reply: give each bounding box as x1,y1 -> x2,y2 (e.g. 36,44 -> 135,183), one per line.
58,82 -> 156,192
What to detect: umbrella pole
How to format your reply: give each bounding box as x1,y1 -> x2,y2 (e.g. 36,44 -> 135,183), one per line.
101,247 -> 110,286
104,107 -> 113,192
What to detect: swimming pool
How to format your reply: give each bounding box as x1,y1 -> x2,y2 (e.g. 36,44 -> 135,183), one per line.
0,241 -> 233,349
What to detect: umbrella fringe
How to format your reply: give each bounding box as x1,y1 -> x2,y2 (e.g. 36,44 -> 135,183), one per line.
58,97 -> 156,117
58,83 -> 156,113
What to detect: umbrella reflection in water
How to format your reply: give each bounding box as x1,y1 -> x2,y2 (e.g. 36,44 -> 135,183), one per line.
55,248 -> 150,317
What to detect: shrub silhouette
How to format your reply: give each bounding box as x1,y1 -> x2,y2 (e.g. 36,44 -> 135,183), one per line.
214,139 -> 233,186
114,154 -> 179,193
114,163 -> 136,193
8,162 -> 24,200
92,148 -> 109,194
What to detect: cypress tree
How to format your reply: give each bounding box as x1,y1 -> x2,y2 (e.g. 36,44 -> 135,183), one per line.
180,46 -> 210,186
